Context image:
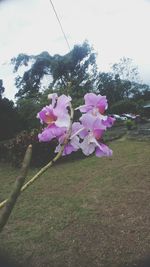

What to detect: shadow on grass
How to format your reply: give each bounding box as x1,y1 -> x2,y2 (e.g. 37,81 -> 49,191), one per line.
119,256 -> 150,267
0,252 -> 21,267
0,252 -> 150,267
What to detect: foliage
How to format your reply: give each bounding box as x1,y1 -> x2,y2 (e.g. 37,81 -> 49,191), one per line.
0,79 -> 5,98
125,119 -> 135,130
0,97 -> 22,141
109,99 -> 137,114
50,42 -> 97,104
16,97 -> 41,130
0,123 -> 126,168
10,42 -> 98,133
0,81 -> 24,140
12,52 -> 49,99
111,57 -> 140,82
12,42 -> 97,106
11,53 -> 32,72
0,130 -> 84,167
2,46 -> 149,132
0,130 -> 54,167
96,72 -> 133,105
96,72 -> 116,105
12,46 -> 150,130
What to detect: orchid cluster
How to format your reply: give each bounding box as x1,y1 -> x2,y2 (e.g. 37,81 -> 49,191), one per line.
0,93 -> 115,233
37,93 -> 115,157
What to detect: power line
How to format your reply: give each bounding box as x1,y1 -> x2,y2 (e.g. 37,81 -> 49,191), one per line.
49,0 -> 71,52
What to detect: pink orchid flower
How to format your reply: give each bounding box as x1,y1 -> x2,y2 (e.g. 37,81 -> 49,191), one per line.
102,116 -> 116,128
38,124 -> 66,143
55,122 -> 81,156
37,92 -> 114,158
37,94 -> 71,128
37,94 -> 71,142
77,93 -> 108,117
79,113 -> 113,157
77,93 -> 115,128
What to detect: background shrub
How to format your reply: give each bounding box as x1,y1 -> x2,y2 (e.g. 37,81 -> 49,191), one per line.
110,100 -> 137,114
0,129 -> 84,167
125,119 -> 135,130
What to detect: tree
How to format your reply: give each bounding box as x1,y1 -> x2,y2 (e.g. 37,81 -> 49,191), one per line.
0,79 -> 5,99
0,97 -> 22,140
110,57 -> 142,100
12,52 -> 52,99
16,97 -> 41,130
96,58 -> 146,106
110,99 -> 137,114
142,87 -> 150,101
12,42 -> 97,106
96,72 -> 131,106
11,53 -> 32,72
0,81 -> 21,140
50,42 -> 97,105
111,57 -> 140,83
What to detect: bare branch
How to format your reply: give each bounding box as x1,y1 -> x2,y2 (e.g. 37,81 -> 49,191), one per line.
0,145 -> 32,233
0,105 -> 74,211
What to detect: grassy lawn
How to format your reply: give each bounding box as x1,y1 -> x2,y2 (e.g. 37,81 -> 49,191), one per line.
0,139 -> 150,267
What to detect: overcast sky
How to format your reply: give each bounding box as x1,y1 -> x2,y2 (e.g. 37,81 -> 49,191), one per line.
0,0 -> 150,100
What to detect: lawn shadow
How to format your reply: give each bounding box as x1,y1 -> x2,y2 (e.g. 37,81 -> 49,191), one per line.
120,255 -> 150,267
0,252 -> 21,267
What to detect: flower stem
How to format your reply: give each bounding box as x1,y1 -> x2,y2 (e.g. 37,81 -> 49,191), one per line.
0,106 -> 74,210
0,145 -> 32,232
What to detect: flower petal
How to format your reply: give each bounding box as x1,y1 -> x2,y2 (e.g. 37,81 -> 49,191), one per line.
84,93 -> 99,106
97,96 -> 108,113
48,93 -> 58,107
55,113 -> 70,128
80,136 -> 96,156
80,113 -> 96,130
102,116 -> 116,128
55,95 -> 72,112
95,143 -> 113,157
37,105 -> 56,124
77,104 -> 93,113
70,135 -> 80,150
38,124 -> 66,142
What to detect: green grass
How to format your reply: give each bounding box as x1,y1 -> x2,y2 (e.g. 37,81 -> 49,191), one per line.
0,139 -> 150,267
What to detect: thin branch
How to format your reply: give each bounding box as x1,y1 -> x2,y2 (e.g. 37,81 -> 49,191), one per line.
0,106 -> 74,210
0,145 -> 32,233
20,106 -> 74,193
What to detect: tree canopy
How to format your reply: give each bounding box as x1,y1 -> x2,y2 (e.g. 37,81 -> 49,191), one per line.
0,80 -> 23,140
0,79 -> 5,99
111,57 -> 140,83
12,42 -> 97,105
0,41 -> 148,138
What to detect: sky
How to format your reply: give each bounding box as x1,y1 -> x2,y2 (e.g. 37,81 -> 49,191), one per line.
0,0 -> 150,100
